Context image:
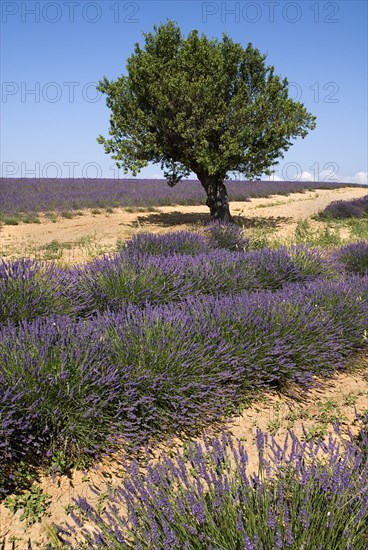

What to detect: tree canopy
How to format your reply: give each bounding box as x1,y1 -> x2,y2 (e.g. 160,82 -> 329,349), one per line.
97,21 -> 316,220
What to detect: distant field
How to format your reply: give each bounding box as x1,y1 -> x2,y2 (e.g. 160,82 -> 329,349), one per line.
0,178 -> 362,216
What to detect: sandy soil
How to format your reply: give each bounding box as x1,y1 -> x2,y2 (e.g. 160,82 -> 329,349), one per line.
1,185 -> 368,547
1,186 -> 367,262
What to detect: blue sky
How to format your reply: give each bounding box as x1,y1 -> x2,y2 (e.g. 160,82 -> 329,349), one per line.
1,0 -> 367,183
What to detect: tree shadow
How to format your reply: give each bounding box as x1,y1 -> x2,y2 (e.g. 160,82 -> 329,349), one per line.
133,211 -> 291,229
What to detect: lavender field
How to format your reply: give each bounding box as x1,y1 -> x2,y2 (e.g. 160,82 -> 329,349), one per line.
0,178 -> 361,216
1,225 -> 368,548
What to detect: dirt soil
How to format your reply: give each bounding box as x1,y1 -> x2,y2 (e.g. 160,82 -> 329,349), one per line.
1,186 -> 367,262
1,185 -> 368,547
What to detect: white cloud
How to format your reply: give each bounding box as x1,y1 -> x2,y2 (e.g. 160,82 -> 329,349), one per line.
300,171 -> 314,181
267,170 -> 368,185
338,171 -> 368,185
268,174 -> 283,181
318,169 -> 340,183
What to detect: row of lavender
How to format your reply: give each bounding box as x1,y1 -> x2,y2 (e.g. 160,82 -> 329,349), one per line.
0,178 -> 358,214
320,193 -> 368,219
1,249 -> 368,496
62,424 -> 368,549
2,228 -> 368,327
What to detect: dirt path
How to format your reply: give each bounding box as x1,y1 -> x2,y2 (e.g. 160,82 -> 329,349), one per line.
1,186 -> 366,261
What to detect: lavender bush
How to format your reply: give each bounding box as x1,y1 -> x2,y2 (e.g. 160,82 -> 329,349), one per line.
0,259 -> 74,326
121,230 -> 214,256
357,410 -> 368,458
63,426 -> 368,549
74,245 -> 338,315
319,195 -> 368,219
0,317 -> 124,495
334,241 -> 368,275
203,221 -> 250,251
0,178 -> 359,216
120,225 -> 250,255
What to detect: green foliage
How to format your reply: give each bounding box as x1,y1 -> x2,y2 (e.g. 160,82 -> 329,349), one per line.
7,462 -> 38,492
41,240 -> 65,260
0,213 -> 40,225
97,21 -> 316,184
295,219 -> 342,248
4,485 -> 51,526
44,212 -> 58,222
4,217 -> 19,225
46,450 -> 73,477
246,227 -> 275,250
61,211 -> 75,219
0,214 -> 20,225
22,214 -> 41,224
329,217 -> 368,240
349,218 -> 368,239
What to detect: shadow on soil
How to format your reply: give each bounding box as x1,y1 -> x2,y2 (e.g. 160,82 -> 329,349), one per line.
134,212 -> 291,229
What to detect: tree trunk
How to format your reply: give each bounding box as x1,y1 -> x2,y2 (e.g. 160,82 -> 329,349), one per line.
199,174 -> 233,222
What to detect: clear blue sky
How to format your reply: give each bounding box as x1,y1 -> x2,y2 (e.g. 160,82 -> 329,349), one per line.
1,0 -> 367,183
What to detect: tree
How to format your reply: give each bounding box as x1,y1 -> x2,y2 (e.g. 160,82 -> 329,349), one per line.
97,21 -> 316,221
